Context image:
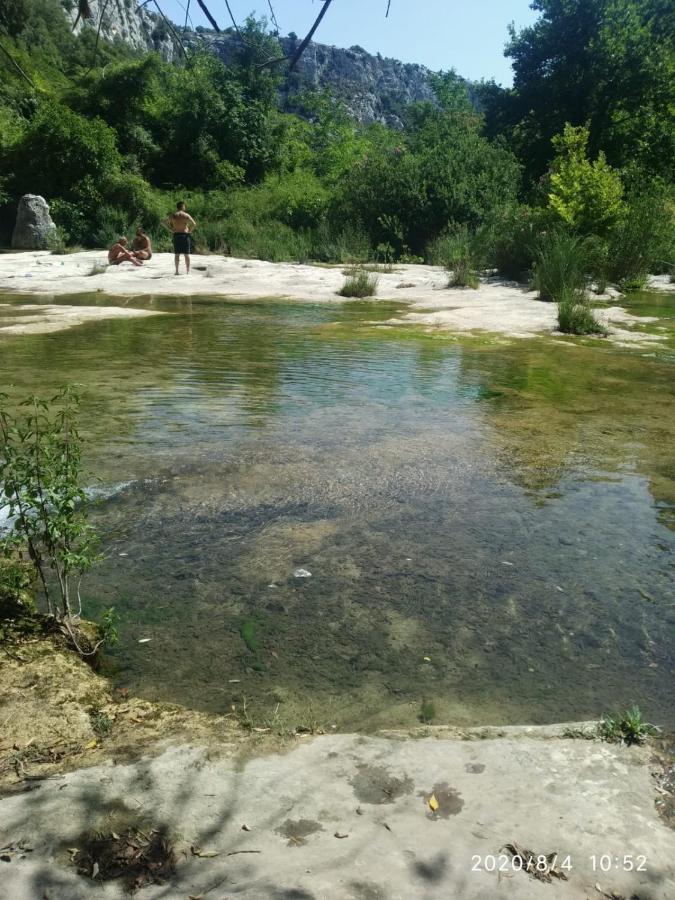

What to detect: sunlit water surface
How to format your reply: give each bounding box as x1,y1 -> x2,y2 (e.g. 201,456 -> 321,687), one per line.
1,291 -> 673,730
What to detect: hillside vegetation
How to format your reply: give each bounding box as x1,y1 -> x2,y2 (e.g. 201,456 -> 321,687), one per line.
0,0 -> 672,287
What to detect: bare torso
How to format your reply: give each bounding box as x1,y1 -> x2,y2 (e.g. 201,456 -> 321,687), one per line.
168,211 -> 196,233
132,235 -> 152,258
132,235 -> 150,251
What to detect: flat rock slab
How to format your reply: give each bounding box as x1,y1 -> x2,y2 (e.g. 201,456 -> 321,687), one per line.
0,731 -> 673,899
0,302 -> 163,335
0,251 -> 666,345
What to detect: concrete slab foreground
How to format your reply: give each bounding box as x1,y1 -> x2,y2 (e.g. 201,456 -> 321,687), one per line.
0,731 -> 673,899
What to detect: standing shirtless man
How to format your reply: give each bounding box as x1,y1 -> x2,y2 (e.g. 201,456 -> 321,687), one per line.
164,201 -> 197,275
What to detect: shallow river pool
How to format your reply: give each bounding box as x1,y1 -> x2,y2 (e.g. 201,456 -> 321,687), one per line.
1,291 -> 674,730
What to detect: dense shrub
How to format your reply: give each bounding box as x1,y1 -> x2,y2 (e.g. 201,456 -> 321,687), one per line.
607,180 -> 675,287
5,101 -> 122,199
333,101 -> 521,257
477,205 -> 551,281
269,171 -> 329,229
50,174 -> 165,246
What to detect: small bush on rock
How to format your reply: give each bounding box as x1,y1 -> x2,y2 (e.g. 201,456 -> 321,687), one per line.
557,289 -> 606,336
599,705 -> 658,746
338,269 -> 379,297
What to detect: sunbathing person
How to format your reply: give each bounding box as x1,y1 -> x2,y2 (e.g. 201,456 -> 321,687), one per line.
108,237 -> 142,267
131,226 -> 152,260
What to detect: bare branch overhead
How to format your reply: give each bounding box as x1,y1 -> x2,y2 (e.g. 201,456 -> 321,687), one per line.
0,37 -> 36,88
223,0 -> 242,37
267,0 -> 281,33
195,0 -> 220,32
72,0 -> 93,30
288,0 -> 335,72
151,1 -> 191,57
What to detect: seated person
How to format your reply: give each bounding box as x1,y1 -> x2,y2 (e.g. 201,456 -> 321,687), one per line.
131,226 -> 153,260
108,237 -> 142,266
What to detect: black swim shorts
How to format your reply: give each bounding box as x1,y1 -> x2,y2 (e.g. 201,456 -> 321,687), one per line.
172,232 -> 192,254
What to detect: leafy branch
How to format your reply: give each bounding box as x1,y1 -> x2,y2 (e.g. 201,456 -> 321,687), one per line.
0,387 -> 108,656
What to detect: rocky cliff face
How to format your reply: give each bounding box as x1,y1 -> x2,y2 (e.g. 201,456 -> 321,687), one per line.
64,4 -> 454,126
280,37 -> 443,127
197,33 -> 440,127
66,0 -> 176,60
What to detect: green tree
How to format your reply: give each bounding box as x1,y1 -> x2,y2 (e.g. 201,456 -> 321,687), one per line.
72,55 -> 163,174
548,124 -> 625,235
487,0 -> 675,179
292,89 -> 378,183
335,74 -> 520,256
5,100 -> 121,199
148,52 -> 275,185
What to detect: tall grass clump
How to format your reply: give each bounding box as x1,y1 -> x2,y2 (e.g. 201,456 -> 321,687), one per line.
310,223 -> 371,264
598,705 -> 658,746
532,230 -> 588,302
338,268 -> 379,297
534,231 -> 606,334
428,227 -> 479,288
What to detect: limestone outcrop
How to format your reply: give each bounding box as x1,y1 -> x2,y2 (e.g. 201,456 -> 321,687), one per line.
67,0 -> 176,60
197,33 -> 448,127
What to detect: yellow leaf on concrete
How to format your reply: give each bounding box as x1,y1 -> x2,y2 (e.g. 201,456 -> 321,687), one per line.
428,794 -> 439,812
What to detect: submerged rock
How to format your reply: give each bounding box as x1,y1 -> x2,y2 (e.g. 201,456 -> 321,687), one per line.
11,194 -> 57,250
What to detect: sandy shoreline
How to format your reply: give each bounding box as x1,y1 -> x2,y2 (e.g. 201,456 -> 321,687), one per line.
0,250 -> 670,341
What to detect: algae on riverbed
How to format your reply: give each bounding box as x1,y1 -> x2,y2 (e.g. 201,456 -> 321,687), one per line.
0,292 -> 673,732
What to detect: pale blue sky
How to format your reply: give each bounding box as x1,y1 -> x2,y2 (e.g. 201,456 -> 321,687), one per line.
156,0 -> 539,85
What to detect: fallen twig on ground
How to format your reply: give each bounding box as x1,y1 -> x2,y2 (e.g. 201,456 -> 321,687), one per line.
73,826 -> 175,892
0,740 -> 83,780
502,842 -> 569,883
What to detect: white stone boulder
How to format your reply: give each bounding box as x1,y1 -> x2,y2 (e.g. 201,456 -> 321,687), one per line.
11,194 -> 57,250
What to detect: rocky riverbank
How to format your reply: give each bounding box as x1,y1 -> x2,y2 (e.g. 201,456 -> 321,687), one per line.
0,251 -> 671,344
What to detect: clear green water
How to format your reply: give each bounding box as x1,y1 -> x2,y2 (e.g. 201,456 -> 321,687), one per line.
1,291 -> 674,730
